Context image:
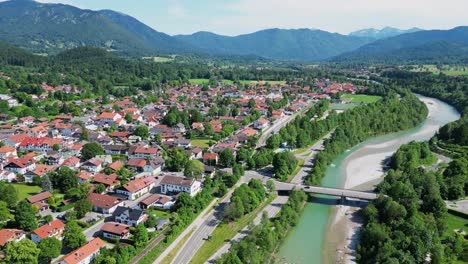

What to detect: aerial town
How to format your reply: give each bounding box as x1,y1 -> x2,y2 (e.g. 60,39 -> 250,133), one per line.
0,78 -> 360,263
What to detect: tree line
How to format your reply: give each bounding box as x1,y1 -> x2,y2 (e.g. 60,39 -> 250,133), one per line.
216,189 -> 308,264
306,91 -> 428,185
358,141 -> 468,263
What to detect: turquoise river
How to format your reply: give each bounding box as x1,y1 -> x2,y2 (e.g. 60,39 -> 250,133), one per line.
276,95 -> 461,264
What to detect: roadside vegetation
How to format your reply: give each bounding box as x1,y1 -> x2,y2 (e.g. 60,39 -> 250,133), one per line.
215,189 -> 307,264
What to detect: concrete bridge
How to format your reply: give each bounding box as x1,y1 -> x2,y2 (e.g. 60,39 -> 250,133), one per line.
275,182 -> 378,201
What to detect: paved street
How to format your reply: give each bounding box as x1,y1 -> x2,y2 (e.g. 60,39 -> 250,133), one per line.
291,131 -> 333,184
169,179 -> 245,264
153,179 -> 244,264
207,195 -> 289,263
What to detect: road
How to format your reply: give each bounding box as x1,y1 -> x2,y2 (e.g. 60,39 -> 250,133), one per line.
290,131 -> 333,184
256,101 -> 315,148
206,195 -> 289,263
153,180 -> 244,264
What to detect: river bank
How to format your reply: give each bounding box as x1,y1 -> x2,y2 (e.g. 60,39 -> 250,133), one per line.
326,96 -> 460,264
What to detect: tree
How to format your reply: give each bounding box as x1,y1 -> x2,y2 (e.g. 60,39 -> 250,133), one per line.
145,214 -> 157,228
184,160 -> 205,179
52,144 -> 60,151
132,224 -> 149,248
80,126 -> 89,140
15,200 -> 37,231
266,179 -> 276,193
166,148 -> 189,172
81,142 -> 104,160
41,174 -> 53,192
94,183 -> 106,194
0,201 -> 13,224
219,148 -> 235,168
0,182 -> 18,207
38,237 -> 62,261
51,167 -> 78,193
4,239 -> 40,264
124,113 -> 133,123
74,199 -> 92,219
63,221 -> 86,250
134,126 -> 149,139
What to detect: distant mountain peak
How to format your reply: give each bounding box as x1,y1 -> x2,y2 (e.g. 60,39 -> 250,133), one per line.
349,27 -> 423,39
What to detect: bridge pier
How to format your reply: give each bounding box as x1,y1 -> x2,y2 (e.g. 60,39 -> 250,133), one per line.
340,196 -> 347,204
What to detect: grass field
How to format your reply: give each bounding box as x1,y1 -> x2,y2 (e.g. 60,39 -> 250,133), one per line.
445,211 -> 468,236
12,184 -> 42,201
151,210 -> 172,219
191,138 -> 211,148
341,94 -> 382,104
188,79 -> 234,85
153,57 -> 174,63
190,195 -> 275,263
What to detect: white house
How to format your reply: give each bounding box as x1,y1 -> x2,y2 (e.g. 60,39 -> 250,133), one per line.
112,207 -> 147,227
0,170 -> 16,182
160,176 -> 201,197
254,118 -> 269,130
115,176 -> 156,200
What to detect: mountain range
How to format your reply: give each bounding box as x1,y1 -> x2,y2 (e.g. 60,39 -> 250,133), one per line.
0,0 -> 467,63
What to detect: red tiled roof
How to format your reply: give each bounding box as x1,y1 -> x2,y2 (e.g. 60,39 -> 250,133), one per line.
61,238 -> 106,264
88,193 -> 122,209
100,222 -> 130,235
27,191 -> 52,204
121,176 -> 156,193
32,220 -> 64,239
0,229 -> 25,247
93,173 -> 119,186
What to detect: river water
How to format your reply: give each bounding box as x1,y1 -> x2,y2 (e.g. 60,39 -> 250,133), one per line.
276,95 -> 460,264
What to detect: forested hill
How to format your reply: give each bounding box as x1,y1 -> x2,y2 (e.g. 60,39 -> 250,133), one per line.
333,27 -> 468,64
0,0 -> 193,56
174,28 -> 372,61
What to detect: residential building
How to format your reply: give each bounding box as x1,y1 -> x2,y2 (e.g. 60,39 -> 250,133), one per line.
31,220 -> 65,243
100,222 -> 131,240
115,176 -> 156,200
138,194 -> 174,210
112,207 -> 147,227
160,176 -> 201,197
0,229 -> 26,247
60,238 -> 106,264
27,191 -> 52,212
88,193 -> 123,214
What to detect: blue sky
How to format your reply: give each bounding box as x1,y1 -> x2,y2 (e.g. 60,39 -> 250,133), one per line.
30,0 -> 468,36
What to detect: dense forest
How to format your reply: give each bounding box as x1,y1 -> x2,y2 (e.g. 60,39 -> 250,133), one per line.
358,141 -> 468,263
306,91 -> 428,185
378,70 -> 467,115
